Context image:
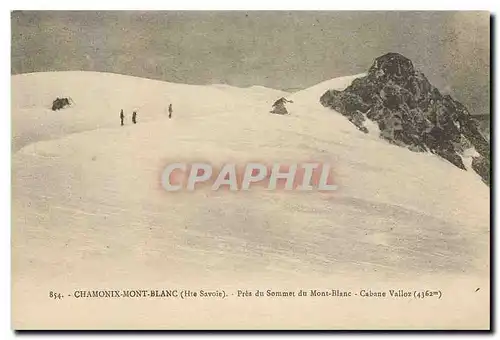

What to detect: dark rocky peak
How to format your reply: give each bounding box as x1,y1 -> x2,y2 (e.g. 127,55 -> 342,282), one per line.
320,53 -> 490,186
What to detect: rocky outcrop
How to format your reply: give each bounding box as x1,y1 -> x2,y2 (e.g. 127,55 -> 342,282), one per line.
472,156 -> 490,186
51,97 -> 72,111
320,53 -> 490,185
270,97 -> 293,115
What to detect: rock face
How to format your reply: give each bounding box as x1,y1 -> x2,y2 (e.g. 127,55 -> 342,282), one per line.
320,53 -> 490,185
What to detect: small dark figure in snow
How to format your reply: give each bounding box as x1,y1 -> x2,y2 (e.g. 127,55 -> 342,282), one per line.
270,97 -> 294,115
168,104 -> 173,119
120,109 -> 125,126
132,111 -> 137,124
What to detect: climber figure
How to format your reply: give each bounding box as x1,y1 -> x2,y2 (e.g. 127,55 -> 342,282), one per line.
168,104 -> 173,119
120,109 -> 125,126
132,111 -> 137,124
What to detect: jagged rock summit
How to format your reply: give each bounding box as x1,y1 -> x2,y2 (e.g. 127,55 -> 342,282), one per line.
320,52 -> 490,185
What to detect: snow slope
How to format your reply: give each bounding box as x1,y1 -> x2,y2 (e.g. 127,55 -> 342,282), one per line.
12,72 -> 490,329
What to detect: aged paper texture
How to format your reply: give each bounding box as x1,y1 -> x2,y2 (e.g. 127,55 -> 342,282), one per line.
11,11 -> 490,330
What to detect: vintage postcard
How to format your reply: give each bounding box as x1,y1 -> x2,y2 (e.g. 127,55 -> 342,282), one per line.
11,11 -> 491,330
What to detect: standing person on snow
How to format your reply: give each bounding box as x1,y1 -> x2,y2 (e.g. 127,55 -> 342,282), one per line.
132,111 -> 137,124
120,109 -> 125,126
168,104 -> 173,119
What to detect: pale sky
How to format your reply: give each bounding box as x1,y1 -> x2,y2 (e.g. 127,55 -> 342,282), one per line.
11,11 -> 490,115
